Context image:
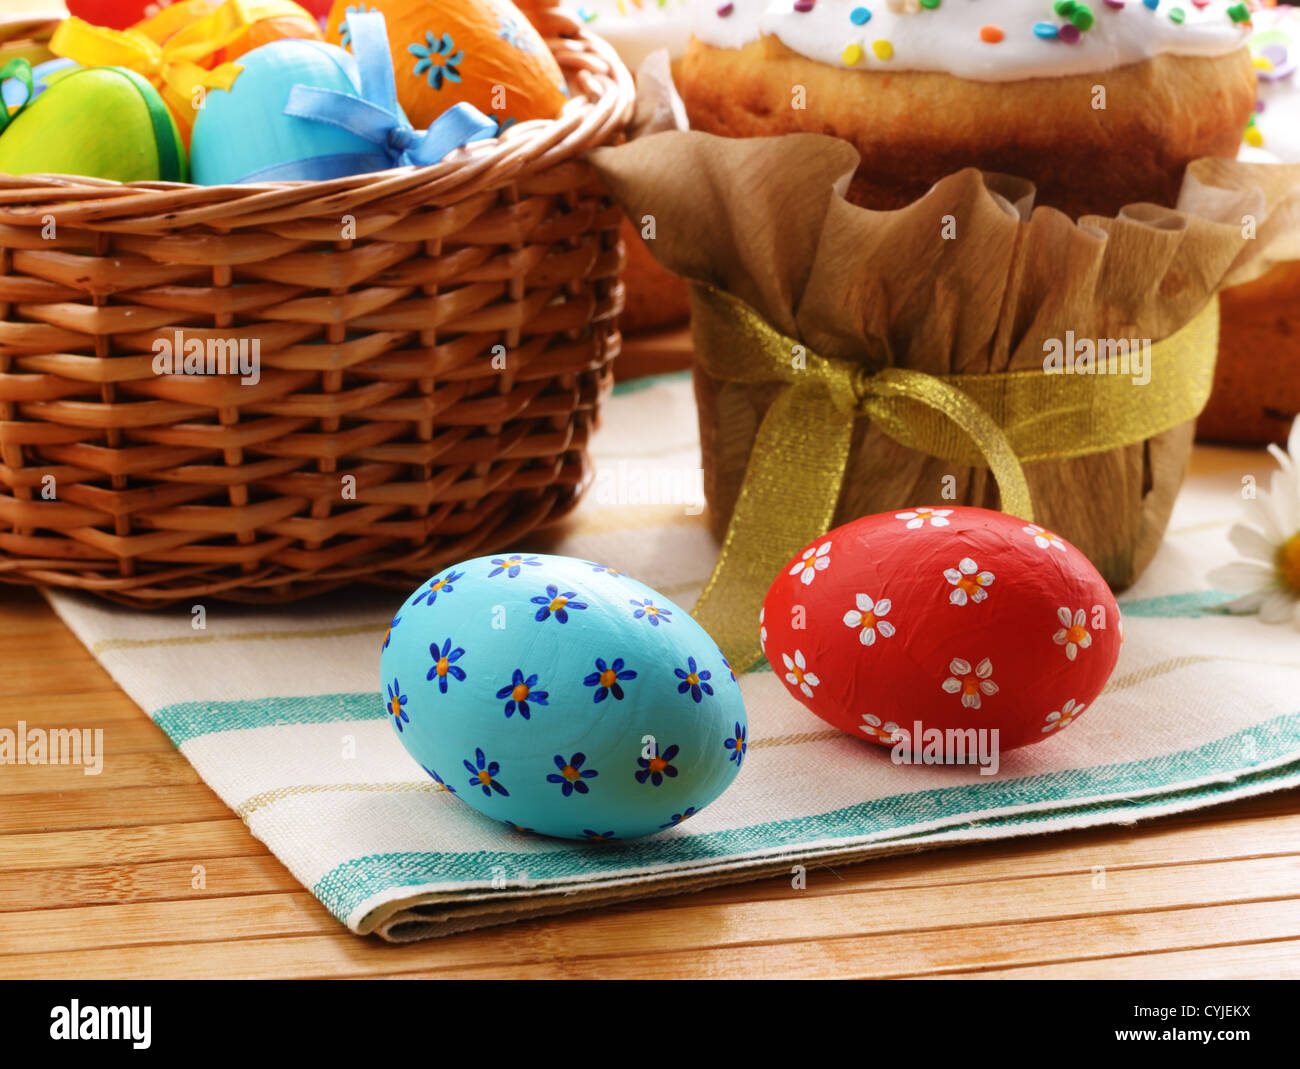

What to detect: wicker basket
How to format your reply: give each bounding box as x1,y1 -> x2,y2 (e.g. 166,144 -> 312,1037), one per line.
0,4 -> 634,608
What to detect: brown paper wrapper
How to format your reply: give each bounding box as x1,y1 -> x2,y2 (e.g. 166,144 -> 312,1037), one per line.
587,59 -> 1300,588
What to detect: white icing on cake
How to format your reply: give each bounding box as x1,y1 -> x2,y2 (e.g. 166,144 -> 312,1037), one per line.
569,0 -> 694,68
1241,5 -> 1300,164
692,0 -> 1256,82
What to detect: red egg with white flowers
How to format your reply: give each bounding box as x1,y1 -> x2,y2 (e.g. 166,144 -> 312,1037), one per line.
760,506 -> 1122,753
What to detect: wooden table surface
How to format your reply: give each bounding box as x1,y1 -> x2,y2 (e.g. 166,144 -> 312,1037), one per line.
2,334 -> 1300,979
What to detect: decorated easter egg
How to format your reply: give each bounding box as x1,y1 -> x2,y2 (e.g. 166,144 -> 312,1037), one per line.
325,0 -> 567,130
0,65 -> 186,182
379,553 -> 748,840
130,0 -> 324,62
761,506 -> 1122,753
66,0 -> 157,31
298,0 -> 332,20
189,38 -> 384,184
50,2 -> 325,145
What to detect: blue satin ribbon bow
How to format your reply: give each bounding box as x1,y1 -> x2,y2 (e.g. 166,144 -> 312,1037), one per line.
282,11 -> 497,173
0,59 -> 35,134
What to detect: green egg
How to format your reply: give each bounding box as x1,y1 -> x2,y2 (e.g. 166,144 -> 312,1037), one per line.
0,66 -> 187,183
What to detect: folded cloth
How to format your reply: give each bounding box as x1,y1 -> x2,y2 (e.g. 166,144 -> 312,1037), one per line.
45,374 -> 1300,940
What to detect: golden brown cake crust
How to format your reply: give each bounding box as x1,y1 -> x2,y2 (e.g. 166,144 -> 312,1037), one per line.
679,35 -> 1256,218
1198,261 -> 1300,445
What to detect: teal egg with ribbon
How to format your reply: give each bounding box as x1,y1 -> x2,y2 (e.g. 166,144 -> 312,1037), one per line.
190,12 -> 497,185
190,38 -> 380,185
379,554 -> 748,841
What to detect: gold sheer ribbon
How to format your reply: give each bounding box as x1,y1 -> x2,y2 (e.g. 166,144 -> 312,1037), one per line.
688,284 -> 1220,670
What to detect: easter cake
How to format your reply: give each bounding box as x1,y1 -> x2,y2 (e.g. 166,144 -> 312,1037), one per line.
680,0 -> 1259,217
1200,2 -> 1300,444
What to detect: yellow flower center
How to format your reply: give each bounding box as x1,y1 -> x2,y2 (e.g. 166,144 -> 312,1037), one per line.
436,657 -> 449,677
389,696 -> 401,717
645,605 -> 659,615
649,756 -> 667,773
1280,533 -> 1300,593
477,770 -> 491,786
1067,624 -> 1088,643
562,765 -> 581,782
962,678 -> 979,696
430,578 -> 448,593
792,666 -> 805,684
511,683 -> 529,702
549,596 -> 568,612
687,672 -> 699,685
600,669 -> 616,687
860,612 -> 876,630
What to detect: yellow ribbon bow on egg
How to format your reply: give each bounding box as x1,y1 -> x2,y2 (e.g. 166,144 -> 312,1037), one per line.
48,0 -> 317,143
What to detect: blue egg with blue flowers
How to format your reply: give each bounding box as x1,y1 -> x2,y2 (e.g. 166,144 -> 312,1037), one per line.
379,553 -> 748,840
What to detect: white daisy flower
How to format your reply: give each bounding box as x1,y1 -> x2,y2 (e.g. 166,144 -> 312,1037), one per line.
1207,416 -> 1300,628
842,593 -> 896,646
781,649 -> 820,699
896,507 -> 953,530
1042,699 -> 1086,734
941,656 -> 998,710
943,557 -> 994,606
860,713 -> 903,742
1023,523 -> 1067,552
1052,607 -> 1093,661
789,541 -> 831,585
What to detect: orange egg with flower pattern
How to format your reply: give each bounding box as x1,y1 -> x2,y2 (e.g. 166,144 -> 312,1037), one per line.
325,0 -> 567,130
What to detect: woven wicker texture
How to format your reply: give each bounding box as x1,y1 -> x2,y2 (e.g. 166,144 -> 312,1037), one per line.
0,4 -> 635,607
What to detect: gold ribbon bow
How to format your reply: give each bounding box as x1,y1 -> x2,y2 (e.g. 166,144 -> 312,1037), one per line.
688,284 -> 1220,672
48,0 -> 311,140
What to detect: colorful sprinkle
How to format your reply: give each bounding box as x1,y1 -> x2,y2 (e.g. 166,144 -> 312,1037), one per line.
872,38 -> 894,60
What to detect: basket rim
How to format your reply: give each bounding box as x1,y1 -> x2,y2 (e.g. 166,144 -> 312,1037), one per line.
0,9 -> 635,229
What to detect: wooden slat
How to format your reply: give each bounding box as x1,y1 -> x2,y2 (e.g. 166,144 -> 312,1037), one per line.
0,690 -> 167,728
0,892 -> 335,954
0,750 -> 199,795
0,821 -> 265,872
0,784 -> 233,834
0,854 -> 299,911
951,939 -> 1300,979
